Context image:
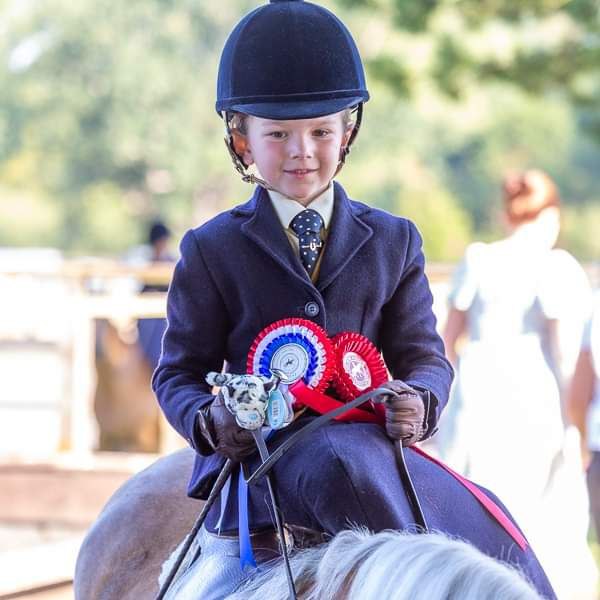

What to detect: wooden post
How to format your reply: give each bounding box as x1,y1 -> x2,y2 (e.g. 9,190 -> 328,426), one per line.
68,282 -> 98,456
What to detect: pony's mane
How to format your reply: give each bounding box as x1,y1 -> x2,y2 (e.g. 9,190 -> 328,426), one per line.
226,528 -> 543,600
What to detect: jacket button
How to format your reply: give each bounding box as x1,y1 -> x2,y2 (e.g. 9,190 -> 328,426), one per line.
304,301 -> 320,317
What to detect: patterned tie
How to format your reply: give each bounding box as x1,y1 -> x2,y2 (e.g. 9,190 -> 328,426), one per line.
290,209 -> 324,277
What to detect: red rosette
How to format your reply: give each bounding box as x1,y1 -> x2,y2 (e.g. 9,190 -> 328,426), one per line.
247,317 -> 334,393
331,332 -> 388,402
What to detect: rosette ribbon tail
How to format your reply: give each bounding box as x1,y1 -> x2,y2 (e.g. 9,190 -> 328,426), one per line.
289,380 -> 383,424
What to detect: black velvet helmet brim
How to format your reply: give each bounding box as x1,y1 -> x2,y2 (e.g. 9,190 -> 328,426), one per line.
227,94 -> 368,120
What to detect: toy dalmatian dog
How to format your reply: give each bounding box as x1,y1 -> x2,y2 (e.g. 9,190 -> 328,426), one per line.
206,371 -> 278,430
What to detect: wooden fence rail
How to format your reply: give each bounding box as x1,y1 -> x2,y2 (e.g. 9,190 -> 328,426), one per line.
1,259 -> 598,459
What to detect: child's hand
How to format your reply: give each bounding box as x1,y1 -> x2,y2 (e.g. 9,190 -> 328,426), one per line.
378,380 -> 425,447
200,392 -> 256,461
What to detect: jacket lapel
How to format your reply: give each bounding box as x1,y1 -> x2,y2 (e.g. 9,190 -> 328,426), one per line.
238,187 -> 313,287
236,184 -> 373,293
317,182 -> 373,292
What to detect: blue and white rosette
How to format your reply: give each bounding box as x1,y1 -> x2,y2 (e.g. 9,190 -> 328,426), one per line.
247,318 -> 334,393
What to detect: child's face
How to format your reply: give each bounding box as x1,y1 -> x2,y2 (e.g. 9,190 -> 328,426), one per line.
240,112 -> 352,205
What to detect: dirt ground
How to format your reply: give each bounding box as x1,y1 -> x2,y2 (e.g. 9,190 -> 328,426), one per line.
12,583 -> 73,600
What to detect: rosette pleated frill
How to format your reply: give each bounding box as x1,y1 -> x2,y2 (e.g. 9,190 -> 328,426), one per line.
331,332 -> 388,402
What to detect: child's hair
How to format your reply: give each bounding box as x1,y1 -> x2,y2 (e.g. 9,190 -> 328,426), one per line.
226,528 -> 544,600
502,169 -> 560,226
227,109 -> 355,137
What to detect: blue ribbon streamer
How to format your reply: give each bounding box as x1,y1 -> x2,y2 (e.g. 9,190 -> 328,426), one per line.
238,466 -> 257,570
238,428 -> 274,570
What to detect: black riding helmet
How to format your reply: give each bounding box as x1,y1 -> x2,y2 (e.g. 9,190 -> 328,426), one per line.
216,0 -> 370,183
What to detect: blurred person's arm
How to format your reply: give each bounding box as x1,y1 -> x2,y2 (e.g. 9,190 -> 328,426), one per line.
566,347 -> 595,468
443,308 -> 467,368
444,243 -> 481,368
566,348 -> 595,440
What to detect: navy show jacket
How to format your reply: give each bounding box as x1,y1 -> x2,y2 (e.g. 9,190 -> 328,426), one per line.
152,182 -> 453,497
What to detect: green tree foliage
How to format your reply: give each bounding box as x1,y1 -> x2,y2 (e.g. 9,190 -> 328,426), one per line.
0,0 -> 599,260
0,0 -> 252,251
562,204 -> 600,261
395,182 -> 472,261
341,0 -> 600,130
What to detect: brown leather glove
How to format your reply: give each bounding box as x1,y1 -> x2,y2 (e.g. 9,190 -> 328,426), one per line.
378,380 -> 425,447
196,392 -> 256,462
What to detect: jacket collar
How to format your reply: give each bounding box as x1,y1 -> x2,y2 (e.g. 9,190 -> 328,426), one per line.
235,182 -> 373,292
267,184 -> 334,230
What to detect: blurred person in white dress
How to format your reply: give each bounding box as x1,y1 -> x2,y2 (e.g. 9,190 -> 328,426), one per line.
441,169 -> 597,599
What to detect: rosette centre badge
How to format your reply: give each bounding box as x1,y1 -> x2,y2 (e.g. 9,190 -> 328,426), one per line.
271,344 -> 310,383
342,351 -> 372,391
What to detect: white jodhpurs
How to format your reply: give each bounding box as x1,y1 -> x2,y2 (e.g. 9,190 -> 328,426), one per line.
158,525 -> 246,600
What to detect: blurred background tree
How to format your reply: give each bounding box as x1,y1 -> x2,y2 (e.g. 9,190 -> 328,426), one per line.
0,0 -> 599,260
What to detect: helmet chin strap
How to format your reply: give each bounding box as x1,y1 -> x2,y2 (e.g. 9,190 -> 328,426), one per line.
224,133 -> 275,191
223,103 -> 364,196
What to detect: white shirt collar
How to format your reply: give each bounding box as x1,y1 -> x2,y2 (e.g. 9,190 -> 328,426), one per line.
268,183 -> 334,230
